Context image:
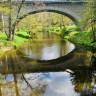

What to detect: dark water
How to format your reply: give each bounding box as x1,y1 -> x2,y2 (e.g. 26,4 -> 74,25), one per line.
0,32 -> 96,96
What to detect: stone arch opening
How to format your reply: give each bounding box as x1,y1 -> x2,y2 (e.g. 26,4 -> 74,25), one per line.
13,9 -> 79,30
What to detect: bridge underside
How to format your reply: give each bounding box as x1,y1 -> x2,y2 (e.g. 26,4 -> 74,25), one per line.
14,9 -> 79,27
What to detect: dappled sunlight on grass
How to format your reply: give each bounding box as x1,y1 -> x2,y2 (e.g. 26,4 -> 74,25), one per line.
0,29 -> 29,52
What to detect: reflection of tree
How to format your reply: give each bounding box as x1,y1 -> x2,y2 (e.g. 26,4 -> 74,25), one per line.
14,52 -> 48,96
91,55 -> 96,67
0,51 -> 50,96
18,32 -> 61,60
14,74 -> 19,96
0,73 -> 2,96
1,39 -> 96,96
70,51 -> 96,95
71,69 -> 93,92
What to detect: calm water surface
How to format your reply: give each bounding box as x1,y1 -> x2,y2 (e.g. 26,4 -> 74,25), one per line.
0,32 -> 96,96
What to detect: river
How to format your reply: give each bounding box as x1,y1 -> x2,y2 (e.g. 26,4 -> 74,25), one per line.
0,32 -> 96,96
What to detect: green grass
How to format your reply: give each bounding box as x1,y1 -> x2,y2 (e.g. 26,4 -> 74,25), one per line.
0,47 -> 3,52
41,26 -> 96,47
64,31 -> 79,39
43,27 -> 61,34
0,29 -> 29,50
45,25 -> 96,47
67,25 -> 77,31
55,25 -> 96,47
0,25 -> 96,54
69,31 -> 96,47
43,25 -> 77,34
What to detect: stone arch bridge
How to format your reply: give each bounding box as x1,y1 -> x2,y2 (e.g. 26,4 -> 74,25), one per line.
3,1 -> 86,33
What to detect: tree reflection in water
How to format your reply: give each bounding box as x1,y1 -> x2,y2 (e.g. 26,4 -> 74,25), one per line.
70,51 -> 96,96
0,52 -> 48,96
0,33 -> 96,96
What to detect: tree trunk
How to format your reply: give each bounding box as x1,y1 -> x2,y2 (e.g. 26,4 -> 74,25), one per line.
11,0 -> 25,40
8,0 -> 12,41
12,27 -> 15,40
0,74 -> 2,96
2,14 -> 5,34
92,24 -> 95,42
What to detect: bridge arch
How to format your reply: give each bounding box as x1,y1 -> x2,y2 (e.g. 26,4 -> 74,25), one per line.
13,9 -> 79,30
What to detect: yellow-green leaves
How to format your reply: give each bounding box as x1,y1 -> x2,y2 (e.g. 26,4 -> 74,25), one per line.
0,3 -> 10,14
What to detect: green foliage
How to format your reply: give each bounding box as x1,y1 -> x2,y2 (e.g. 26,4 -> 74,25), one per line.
52,13 -> 73,27
0,47 -> 3,52
67,25 -> 77,31
16,14 -> 42,35
81,0 -> 96,29
0,3 -> 10,14
43,27 -> 61,34
69,31 -> 96,46
16,12 -> 74,36
81,0 -> 96,41
0,30 -> 29,48
42,25 -> 77,38
64,31 -> 78,39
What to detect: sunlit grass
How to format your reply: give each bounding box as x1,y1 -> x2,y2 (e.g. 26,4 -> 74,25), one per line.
0,29 -> 29,50
0,47 -> 3,52
67,25 -> 77,31
69,31 -> 96,46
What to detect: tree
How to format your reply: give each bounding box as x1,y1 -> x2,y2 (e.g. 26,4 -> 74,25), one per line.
0,0 -> 24,41
52,13 -> 72,35
81,0 -> 96,42
12,1 -> 46,40
0,2 -> 10,34
17,14 -> 40,35
16,12 -> 73,38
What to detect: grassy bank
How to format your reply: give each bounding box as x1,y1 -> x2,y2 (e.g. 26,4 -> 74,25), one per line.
43,25 -> 96,48
62,28 -> 96,48
0,25 -> 95,53
43,25 -> 77,34
67,31 -> 96,47
43,27 -> 61,34
0,29 -> 29,52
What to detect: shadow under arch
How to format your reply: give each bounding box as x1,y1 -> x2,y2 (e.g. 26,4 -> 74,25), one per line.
13,9 -> 79,30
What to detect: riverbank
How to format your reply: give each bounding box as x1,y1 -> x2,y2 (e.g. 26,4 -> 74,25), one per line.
64,31 -> 96,48
0,29 -> 29,53
43,25 -> 96,48
0,26 -> 96,55
42,25 -> 77,35
62,26 -> 96,48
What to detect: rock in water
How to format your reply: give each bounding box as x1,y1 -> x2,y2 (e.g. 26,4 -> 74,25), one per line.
66,69 -> 74,74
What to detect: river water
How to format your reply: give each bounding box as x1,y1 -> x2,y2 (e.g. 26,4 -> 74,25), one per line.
0,32 -> 96,96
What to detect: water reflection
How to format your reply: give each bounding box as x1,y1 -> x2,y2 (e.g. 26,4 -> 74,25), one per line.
43,72 -> 78,96
0,72 -> 79,96
1,67 -> 96,96
0,32 -> 96,96
41,44 -> 60,60
20,32 -> 75,60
